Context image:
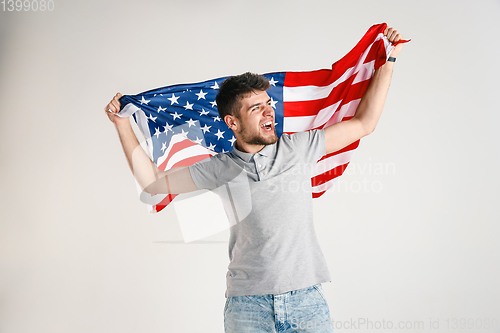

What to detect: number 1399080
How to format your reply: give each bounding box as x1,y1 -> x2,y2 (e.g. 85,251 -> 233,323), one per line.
2,0 -> 54,11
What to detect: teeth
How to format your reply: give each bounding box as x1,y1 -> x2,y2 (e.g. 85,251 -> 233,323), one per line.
261,121 -> 272,127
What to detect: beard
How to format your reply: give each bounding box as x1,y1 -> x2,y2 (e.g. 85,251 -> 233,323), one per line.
238,122 -> 278,146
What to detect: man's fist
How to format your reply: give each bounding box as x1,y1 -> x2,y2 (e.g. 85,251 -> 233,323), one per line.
105,92 -> 128,125
383,27 -> 404,58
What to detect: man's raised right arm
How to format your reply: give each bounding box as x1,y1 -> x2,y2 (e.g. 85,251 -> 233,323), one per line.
105,92 -> 198,195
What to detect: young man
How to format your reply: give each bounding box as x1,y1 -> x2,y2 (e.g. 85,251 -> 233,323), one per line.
106,27 -> 404,333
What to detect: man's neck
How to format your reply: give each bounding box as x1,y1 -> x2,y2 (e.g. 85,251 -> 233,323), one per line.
234,140 -> 265,154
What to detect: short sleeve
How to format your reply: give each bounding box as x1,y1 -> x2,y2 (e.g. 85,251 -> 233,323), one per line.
188,155 -> 224,190
283,129 -> 326,163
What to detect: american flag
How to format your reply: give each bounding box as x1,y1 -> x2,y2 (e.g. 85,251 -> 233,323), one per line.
118,23 -> 407,213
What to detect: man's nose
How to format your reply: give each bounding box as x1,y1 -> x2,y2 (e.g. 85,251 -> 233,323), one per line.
263,104 -> 274,116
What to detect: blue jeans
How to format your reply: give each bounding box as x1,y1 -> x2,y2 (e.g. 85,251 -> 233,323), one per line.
224,284 -> 334,332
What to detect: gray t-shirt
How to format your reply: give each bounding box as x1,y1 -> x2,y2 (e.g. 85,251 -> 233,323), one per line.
189,129 -> 331,297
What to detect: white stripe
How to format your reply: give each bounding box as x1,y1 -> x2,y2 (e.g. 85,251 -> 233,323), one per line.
312,176 -> 337,194
283,100 -> 341,132
283,34 -> 385,102
156,134 -> 188,166
139,190 -> 168,206
313,150 -> 356,177
323,99 -> 360,127
136,110 -> 154,158
156,134 -> 214,170
119,103 -> 140,117
312,146 -> 359,193
284,97 -> 362,132
384,37 -> 396,59
141,136 -> 215,207
164,144 -> 214,170
352,60 -> 375,85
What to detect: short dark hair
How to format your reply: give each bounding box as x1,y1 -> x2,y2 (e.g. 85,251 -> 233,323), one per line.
216,72 -> 270,121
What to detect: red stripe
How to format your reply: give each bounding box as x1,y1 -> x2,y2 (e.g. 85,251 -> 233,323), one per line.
318,140 -> 359,160
153,194 -> 176,213
153,153 -> 213,213
284,23 -> 388,87
158,139 -> 198,170
339,115 -> 354,121
283,74 -> 357,117
283,74 -> 371,118
312,191 -> 326,198
320,79 -> 370,121
153,154 -> 213,213
311,162 -> 350,187
339,79 -> 371,106
309,140 -> 360,190
171,154 -> 212,168
366,38 -> 387,70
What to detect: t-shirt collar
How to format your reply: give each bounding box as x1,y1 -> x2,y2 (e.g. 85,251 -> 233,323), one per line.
231,141 -> 274,162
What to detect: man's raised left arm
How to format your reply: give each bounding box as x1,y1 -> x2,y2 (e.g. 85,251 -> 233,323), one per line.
324,27 -> 405,154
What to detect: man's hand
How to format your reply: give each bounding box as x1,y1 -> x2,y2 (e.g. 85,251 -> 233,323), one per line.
384,26 -> 404,58
324,26 -> 405,154
105,91 -> 199,195
104,92 -> 129,126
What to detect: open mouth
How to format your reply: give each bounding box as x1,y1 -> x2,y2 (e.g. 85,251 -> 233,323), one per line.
260,120 -> 273,132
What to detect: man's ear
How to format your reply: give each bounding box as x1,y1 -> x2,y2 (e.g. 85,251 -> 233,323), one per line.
225,114 -> 238,131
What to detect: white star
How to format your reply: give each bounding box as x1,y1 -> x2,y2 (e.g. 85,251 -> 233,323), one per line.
161,142 -> 167,153
201,124 -> 211,133
207,143 -> 216,150
212,115 -> 221,122
180,129 -> 189,137
157,106 -> 166,112
172,112 -> 182,120
194,137 -> 203,145
215,129 -> 225,140
183,101 -> 194,110
164,123 -> 173,132
199,108 -> 209,116
221,149 -> 226,153
228,136 -> 236,146
186,118 -> 197,127
210,101 -> 217,108
140,96 -> 150,105
149,114 -> 157,122
270,97 -> 277,109
195,89 -> 208,100
168,93 -> 180,105
154,127 -> 161,138
210,81 -> 219,89
269,77 -> 278,86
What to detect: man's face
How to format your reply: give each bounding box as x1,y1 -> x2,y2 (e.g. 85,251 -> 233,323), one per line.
235,90 -> 278,147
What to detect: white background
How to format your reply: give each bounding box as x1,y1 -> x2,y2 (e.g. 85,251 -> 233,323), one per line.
1,0 -> 499,332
